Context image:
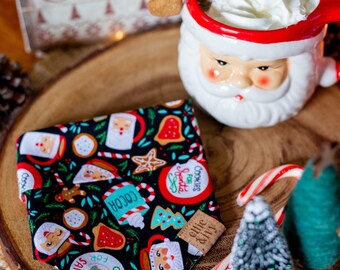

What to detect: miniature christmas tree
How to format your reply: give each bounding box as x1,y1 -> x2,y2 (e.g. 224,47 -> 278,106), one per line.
283,143 -> 340,269
230,196 -> 293,270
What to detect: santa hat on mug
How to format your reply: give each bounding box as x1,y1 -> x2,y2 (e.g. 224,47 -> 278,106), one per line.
182,0 -> 340,60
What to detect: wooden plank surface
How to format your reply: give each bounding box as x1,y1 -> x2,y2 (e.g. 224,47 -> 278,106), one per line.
0,25 -> 339,269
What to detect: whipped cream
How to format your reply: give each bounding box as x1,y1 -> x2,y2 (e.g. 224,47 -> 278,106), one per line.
206,0 -> 319,30
127,212 -> 145,229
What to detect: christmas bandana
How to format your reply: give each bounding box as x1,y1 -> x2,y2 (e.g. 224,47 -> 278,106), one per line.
16,100 -> 223,270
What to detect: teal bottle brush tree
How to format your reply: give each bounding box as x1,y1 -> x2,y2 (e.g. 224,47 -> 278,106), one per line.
229,196 -> 293,270
283,142 -> 340,269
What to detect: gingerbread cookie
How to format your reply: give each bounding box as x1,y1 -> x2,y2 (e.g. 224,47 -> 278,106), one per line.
55,185 -> 86,203
147,0 -> 182,17
72,133 -> 97,158
132,148 -> 167,174
63,208 -> 88,230
154,115 -> 185,145
92,223 -> 126,251
163,100 -> 185,109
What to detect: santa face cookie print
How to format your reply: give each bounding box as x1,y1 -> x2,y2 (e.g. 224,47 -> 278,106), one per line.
105,113 -> 145,151
19,132 -> 66,165
141,236 -> 184,270
73,159 -> 120,184
159,159 -> 213,204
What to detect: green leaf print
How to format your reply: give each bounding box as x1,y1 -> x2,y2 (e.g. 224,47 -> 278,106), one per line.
45,203 -> 67,209
94,121 -> 106,131
58,162 -> 68,172
166,145 -> 183,151
133,242 -> 138,257
148,109 -> 156,125
118,160 -> 129,172
107,219 -> 120,230
96,131 -> 107,145
146,128 -> 154,136
126,228 -> 139,241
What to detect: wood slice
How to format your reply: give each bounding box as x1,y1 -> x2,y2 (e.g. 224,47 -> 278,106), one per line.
0,25 -> 339,270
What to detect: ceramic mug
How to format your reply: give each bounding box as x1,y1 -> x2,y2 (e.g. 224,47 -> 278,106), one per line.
178,0 -> 340,128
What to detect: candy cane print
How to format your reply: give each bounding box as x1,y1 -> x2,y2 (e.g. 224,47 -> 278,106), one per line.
54,173 -> 64,186
237,164 -> 303,207
102,181 -> 132,200
208,200 -> 219,212
98,152 -> 130,159
69,232 -> 91,246
55,124 -> 68,133
136,183 -> 155,203
191,116 -> 201,136
189,143 -> 204,161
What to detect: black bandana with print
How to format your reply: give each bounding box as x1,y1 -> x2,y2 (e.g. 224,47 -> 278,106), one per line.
16,100 -> 222,270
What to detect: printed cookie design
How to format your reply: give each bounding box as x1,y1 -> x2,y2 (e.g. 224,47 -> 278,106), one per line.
102,182 -> 155,229
72,133 -> 97,158
73,159 -> 120,184
105,112 -> 145,151
154,115 -> 185,145
70,252 -> 124,270
163,100 -> 185,109
132,148 -> 167,174
63,208 -> 88,230
92,223 -> 126,251
19,132 -> 66,165
151,206 -> 186,230
159,159 -> 213,204
55,184 -> 86,203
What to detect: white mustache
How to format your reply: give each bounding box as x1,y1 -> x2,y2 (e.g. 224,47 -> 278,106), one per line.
197,69 -> 290,103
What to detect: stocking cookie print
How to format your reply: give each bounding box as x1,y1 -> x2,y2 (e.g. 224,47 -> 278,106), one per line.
105,112 -> 145,151
19,131 -> 66,166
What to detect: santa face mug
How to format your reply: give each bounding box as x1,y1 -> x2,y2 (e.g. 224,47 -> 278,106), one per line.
178,0 -> 340,128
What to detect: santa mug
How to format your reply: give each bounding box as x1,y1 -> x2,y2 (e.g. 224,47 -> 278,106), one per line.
178,0 -> 340,128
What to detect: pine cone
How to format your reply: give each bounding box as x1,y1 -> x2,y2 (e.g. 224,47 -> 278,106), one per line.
0,55 -> 31,130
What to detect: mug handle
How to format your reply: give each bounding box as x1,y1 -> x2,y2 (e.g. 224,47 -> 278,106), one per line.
136,183 -> 155,202
132,112 -> 146,143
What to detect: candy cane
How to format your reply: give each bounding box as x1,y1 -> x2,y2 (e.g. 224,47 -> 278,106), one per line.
208,200 -> 219,212
69,232 -> 91,246
213,164 -> 303,270
237,164 -> 303,207
191,116 -> 200,136
55,124 -> 68,133
118,205 -> 149,224
189,143 -> 203,161
54,173 -> 64,186
102,181 -> 132,200
136,183 -> 155,202
98,152 -> 130,159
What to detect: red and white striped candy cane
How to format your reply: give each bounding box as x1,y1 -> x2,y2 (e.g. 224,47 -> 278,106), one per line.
208,200 -> 219,212
54,173 -> 64,186
136,183 -> 155,203
102,181 -> 132,200
98,152 -> 130,159
213,164 -> 304,270
69,232 -> 91,246
191,116 -> 201,136
189,143 -> 203,161
237,164 -> 303,207
55,124 -> 68,133
118,205 -> 149,224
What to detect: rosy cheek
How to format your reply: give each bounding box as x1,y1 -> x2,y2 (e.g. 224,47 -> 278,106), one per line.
208,68 -> 220,79
257,76 -> 270,87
